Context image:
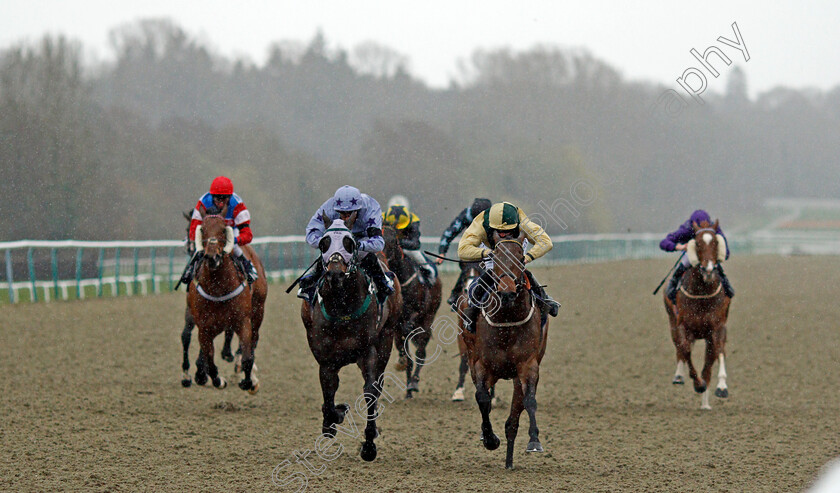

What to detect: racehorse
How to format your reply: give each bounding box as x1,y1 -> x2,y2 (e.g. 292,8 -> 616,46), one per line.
464,232 -> 548,469
300,215 -> 402,461
180,210 -> 237,387
186,209 -> 267,393
663,219 -> 731,410
451,262 -> 482,402
382,225 -> 442,399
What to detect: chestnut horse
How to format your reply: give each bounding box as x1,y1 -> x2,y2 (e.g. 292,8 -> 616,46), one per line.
382,225 -> 442,399
300,216 -> 402,462
180,210 -> 237,387
664,219 -> 731,410
451,262 -> 482,402
186,210 -> 267,393
465,232 -> 548,469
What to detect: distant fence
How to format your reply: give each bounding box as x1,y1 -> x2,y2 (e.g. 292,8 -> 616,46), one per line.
1,231 -> 837,304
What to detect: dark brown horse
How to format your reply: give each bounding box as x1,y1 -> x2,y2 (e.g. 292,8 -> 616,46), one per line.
664,219 -> 730,410
180,210 -> 237,387
465,232 -> 548,469
382,225 -> 442,399
186,209 -> 268,393
300,216 -> 402,461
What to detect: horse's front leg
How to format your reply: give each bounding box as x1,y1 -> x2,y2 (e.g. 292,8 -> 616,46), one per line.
474,362 -> 500,451
319,365 -> 348,438
407,323 -> 430,397
700,333 -> 723,410
198,329 -> 226,389
677,325 -> 704,393
181,309 -> 194,387
359,349 -> 383,462
452,351 -> 469,401
714,325 -> 729,399
237,319 -> 259,394
521,361 -> 543,455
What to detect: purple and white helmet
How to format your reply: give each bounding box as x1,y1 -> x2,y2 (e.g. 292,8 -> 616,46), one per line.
333,185 -> 363,211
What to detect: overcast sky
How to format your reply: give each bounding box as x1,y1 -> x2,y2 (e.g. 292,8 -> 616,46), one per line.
1,0 -> 838,97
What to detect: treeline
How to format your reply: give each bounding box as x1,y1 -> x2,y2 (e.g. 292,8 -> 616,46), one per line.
3,18 -> 840,241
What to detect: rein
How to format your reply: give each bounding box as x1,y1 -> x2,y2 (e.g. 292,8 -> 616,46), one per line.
679,283 -> 722,299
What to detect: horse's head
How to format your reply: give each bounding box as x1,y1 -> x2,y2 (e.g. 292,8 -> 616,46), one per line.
196,207 -> 234,270
491,230 -> 527,305
687,219 -> 726,283
382,225 -> 402,264
318,218 -> 359,281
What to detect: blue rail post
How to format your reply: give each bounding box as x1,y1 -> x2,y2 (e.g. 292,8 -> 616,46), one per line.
5,249 -> 14,304
150,248 -> 157,294
51,248 -> 59,300
114,248 -> 121,296
168,247 -> 175,292
133,248 -> 139,295
27,247 -> 37,302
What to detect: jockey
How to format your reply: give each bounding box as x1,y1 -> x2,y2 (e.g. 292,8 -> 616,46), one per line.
298,185 -> 395,305
660,209 -> 735,303
458,201 -> 560,333
182,176 -> 259,284
383,203 -> 437,284
438,198 -> 492,308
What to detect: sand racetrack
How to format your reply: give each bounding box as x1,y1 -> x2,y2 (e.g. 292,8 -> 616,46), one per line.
1,256 -> 838,492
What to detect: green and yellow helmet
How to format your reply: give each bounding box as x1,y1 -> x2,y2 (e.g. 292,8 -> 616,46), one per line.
384,204 -> 413,230
485,202 -> 521,230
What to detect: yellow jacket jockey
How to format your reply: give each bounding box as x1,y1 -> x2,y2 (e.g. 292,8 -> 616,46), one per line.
457,201 -> 559,332
383,204 -> 436,283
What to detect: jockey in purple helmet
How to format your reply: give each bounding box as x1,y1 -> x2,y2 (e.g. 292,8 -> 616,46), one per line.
660,209 -> 734,303
297,185 -> 395,305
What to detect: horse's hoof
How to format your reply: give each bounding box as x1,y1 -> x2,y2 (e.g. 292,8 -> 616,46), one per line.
482,433 -> 500,451
248,377 -> 260,395
181,378 -> 192,388
694,383 -> 707,394
195,373 -> 208,386
715,388 -> 729,398
672,375 -> 684,385
221,350 -> 234,363
526,441 -> 544,453
701,404 -> 712,410
394,356 -> 407,372
404,392 -> 413,400
491,396 -> 501,408
407,381 -> 419,393
212,376 -> 227,389
335,403 -> 349,424
360,441 -> 377,462
451,388 -> 465,401
505,462 -> 515,470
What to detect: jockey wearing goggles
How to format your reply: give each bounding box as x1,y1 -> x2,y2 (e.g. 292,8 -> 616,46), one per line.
383,203 -> 437,284
298,185 -> 395,305
660,209 -> 734,303
181,176 -> 258,285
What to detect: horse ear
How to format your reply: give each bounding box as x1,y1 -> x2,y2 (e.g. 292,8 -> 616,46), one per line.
318,235 -> 331,253
691,220 -> 699,232
342,235 -> 356,254
199,205 -> 206,220
322,211 -> 333,229
713,219 -> 719,230
492,230 -> 501,244
220,204 -> 229,217
346,210 -> 358,229
183,210 -> 192,221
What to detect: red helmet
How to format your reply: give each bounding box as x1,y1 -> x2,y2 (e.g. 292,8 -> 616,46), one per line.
209,176 -> 234,195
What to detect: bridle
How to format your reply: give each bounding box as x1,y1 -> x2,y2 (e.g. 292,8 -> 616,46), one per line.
489,239 -> 527,293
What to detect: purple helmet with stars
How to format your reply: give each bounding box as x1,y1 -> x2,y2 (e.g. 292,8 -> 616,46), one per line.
333,185 -> 363,211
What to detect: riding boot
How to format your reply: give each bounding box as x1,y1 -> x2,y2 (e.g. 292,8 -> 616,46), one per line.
717,264 -> 735,298
361,254 -> 394,305
464,270 -> 493,333
236,254 -> 259,284
179,252 -> 203,285
667,262 -> 689,303
297,261 -> 324,304
525,270 -> 560,317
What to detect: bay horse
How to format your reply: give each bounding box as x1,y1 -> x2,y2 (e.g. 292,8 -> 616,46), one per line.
300,216 -> 402,462
663,219 -> 731,410
465,231 -> 548,469
382,225 -> 442,399
186,208 -> 267,393
180,210 -> 237,387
